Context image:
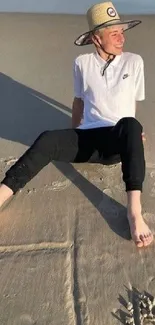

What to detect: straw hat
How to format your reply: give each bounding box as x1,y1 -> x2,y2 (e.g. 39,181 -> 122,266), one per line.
74,1 -> 141,46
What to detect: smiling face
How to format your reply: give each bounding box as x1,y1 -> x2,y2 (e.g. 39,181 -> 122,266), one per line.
92,25 -> 125,56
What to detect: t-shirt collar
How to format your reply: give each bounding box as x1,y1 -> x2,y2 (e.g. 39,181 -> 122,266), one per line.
94,50 -> 122,67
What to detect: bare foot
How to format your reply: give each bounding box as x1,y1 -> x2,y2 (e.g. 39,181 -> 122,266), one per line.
127,213 -> 153,248
0,184 -> 13,208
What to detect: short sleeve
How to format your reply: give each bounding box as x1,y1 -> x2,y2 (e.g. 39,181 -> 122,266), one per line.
73,58 -> 83,99
135,56 -> 145,101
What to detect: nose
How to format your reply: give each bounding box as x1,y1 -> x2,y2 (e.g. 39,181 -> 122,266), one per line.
117,33 -> 125,43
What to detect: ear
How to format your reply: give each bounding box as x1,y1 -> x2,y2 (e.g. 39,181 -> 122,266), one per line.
91,33 -> 101,46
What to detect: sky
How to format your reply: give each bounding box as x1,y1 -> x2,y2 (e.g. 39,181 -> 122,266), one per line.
0,0 -> 154,14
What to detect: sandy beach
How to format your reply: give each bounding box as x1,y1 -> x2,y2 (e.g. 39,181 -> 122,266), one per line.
0,13 -> 154,324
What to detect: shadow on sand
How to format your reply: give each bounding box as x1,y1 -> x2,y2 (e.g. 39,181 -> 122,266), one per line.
0,72 -> 130,241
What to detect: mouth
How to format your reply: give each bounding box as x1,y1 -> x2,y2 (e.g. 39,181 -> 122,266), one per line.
115,45 -> 123,49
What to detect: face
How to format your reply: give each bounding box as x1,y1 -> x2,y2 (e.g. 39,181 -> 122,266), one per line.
93,25 -> 125,55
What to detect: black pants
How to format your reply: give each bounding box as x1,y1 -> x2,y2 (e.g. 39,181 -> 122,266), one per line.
2,117 -> 145,193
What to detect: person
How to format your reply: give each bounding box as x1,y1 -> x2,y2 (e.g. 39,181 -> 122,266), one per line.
0,1 -> 153,248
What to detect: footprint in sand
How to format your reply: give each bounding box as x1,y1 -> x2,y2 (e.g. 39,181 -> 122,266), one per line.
47,179 -> 72,191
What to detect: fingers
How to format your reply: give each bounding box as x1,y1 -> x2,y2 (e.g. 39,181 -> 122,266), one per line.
142,132 -> 146,142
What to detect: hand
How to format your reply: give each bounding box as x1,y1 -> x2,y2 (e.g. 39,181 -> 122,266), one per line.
142,132 -> 146,143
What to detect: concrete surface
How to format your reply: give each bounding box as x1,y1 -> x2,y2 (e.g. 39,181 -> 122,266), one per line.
0,13 -> 154,325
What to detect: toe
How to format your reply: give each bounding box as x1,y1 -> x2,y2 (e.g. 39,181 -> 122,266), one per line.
134,236 -> 143,247
136,240 -> 143,248
141,232 -> 153,247
144,238 -> 150,247
147,232 -> 154,245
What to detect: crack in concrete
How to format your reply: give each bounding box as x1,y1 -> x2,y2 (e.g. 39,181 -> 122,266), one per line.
72,217 -> 89,325
72,219 -> 81,325
65,251 -> 77,325
0,241 -> 73,255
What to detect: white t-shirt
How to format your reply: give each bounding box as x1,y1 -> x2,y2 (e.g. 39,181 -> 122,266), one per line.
73,51 -> 145,129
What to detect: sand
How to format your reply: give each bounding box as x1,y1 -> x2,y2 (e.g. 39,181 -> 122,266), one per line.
0,13 -> 154,325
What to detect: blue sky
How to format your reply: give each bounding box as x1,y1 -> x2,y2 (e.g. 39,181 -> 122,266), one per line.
0,0 -> 154,14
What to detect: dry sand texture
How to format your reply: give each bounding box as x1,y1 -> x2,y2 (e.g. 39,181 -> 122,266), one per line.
0,13 -> 154,325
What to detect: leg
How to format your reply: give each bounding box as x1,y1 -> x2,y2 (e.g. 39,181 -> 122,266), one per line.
0,128 -> 94,207
113,117 -> 153,247
127,190 -> 153,247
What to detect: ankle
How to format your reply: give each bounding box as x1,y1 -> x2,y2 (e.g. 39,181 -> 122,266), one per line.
127,205 -> 141,215
127,190 -> 142,216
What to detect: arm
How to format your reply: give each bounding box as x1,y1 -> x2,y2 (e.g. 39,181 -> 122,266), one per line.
72,97 -> 84,128
72,57 -> 84,128
135,56 -> 145,102
135,57 -> 146,142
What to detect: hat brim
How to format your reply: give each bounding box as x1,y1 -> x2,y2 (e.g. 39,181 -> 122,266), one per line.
74,19 -> 141,46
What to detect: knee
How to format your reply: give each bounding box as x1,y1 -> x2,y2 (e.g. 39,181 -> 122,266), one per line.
34,130 -> 51,147
118,117 -> 143,133
38,130 -> 51,140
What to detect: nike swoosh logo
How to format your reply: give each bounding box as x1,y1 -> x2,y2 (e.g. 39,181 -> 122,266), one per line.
123,74 -> 129,79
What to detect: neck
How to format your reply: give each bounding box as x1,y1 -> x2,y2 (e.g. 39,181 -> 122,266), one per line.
97,47 -> 114,61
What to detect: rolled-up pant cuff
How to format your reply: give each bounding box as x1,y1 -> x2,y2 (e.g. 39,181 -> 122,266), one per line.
1,178 -> 20,194
125,183 -> 143,192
